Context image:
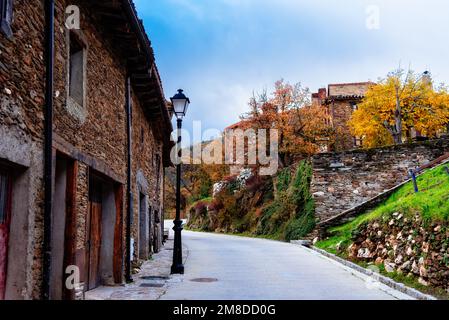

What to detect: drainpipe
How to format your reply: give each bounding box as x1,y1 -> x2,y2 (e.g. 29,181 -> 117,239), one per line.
42,0 -> 55,300
125,76 -> 133,283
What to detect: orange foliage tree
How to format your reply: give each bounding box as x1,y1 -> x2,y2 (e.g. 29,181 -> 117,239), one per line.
242,79 -> 334,167
349,69 -> 449,148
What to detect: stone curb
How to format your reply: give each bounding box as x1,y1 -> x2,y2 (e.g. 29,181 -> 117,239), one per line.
292,242 -> 437,300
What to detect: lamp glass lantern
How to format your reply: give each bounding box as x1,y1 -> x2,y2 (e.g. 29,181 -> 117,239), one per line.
170,89 -> 190,119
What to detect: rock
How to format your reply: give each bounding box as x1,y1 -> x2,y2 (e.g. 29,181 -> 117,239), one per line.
434,225 -> 442,232
375,257 -> 384,265
412,261 -> 419,274
312,237 -> 319,245
418,278 -> 429,286
395,255 -> 403,265
401,261 -> 412,272
419,266 -> 428,278
357,248 -> 366,258
384,262 -> 396,273
313,191 -> 325,197
4,87 -> 12,95
389,219 -> 395,226
418,257 -> 425,266
406,247 -> 413,256
422,242 -> 430,253
392,212 -> 399,217
335,241 -> 343,251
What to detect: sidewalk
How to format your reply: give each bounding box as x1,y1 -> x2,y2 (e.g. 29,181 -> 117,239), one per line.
85,237 -> 188,300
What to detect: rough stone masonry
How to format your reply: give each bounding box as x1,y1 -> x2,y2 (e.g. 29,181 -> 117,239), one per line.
311,137 -> 449,222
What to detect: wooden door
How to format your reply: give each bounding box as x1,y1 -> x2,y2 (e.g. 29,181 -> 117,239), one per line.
0,169 -> 12,300
87,177 -> 102,291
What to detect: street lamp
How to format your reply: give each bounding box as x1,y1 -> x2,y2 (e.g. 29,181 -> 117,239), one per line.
170,89 -> 190,274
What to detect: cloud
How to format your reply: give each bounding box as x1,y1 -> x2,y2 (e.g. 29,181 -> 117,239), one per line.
135,0 -> 449,144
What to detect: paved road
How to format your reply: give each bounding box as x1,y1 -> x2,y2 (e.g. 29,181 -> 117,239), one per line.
160,224 -> 413,300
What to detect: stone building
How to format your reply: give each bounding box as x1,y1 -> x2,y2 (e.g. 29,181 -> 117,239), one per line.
312,82 -> 373,151
0,0 -> 173,300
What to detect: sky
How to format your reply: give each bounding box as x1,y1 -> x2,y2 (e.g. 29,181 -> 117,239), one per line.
134,0 -> 449,144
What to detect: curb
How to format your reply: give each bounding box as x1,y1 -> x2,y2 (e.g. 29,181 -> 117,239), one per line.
292,242 -> 437,300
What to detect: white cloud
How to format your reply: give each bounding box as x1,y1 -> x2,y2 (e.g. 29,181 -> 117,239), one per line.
138,0 -> 449,143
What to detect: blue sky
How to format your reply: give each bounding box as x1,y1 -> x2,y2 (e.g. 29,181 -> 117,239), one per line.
134,0 -> 449,143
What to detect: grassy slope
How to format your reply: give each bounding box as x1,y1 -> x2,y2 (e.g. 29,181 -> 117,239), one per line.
317,163 -> 449,253
316,164 -> 449,299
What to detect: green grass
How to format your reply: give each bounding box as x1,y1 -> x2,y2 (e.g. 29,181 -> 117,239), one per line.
316,164 -> 449,299
317,164 -> 449,253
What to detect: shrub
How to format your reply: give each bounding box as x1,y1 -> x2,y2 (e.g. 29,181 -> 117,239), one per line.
276,168 -> 292,193
256,161 -> 315,240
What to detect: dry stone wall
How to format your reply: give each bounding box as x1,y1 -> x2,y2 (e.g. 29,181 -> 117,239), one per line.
346,213 -> 449,291
312,138 -> 449,223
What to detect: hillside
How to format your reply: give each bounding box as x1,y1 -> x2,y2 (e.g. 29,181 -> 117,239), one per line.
187,161 -> 316,242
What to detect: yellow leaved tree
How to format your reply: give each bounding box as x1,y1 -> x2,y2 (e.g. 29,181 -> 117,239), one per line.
349,69 -> 449,148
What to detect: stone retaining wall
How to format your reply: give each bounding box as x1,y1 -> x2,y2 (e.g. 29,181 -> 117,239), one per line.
312,138 -> 449,223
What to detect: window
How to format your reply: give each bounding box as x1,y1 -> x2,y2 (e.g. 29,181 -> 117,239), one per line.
69,32 -> 85,107
0,0 -> 13,38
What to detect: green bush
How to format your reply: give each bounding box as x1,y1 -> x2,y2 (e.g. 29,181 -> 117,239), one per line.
257,161 -> 315,240
276,168 -> 292,193
188,161 -> 316,240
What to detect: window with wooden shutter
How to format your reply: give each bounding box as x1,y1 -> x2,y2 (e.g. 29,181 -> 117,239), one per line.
0,0 -> 13,38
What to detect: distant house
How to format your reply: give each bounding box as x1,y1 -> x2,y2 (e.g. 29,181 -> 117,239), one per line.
0,0 -> 173,300
224,83 -> 374,154
312,82 -> 374,151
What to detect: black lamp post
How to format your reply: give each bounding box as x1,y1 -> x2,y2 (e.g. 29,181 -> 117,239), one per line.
170,89 -> 190,274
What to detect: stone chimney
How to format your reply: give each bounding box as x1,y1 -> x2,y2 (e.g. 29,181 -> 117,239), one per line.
312,88 -> 327,106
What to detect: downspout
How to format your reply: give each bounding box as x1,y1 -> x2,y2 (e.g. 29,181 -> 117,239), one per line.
125,76 -> 133,283
42,0 -> 55,300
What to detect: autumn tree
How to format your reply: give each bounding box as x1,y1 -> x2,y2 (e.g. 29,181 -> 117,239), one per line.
349,69 -> 449,148
242,79 -> 334,167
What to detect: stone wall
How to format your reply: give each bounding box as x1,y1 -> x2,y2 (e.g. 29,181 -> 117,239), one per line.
0,0 -> 169,299
131,92 -> 164,259
328,82 -> 371,97
346,213 -> 449,291
312,138 -> 449,223
0,0 -> 46,300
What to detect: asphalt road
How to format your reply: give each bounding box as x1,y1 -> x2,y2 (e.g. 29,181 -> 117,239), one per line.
160,223 -> 413,300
